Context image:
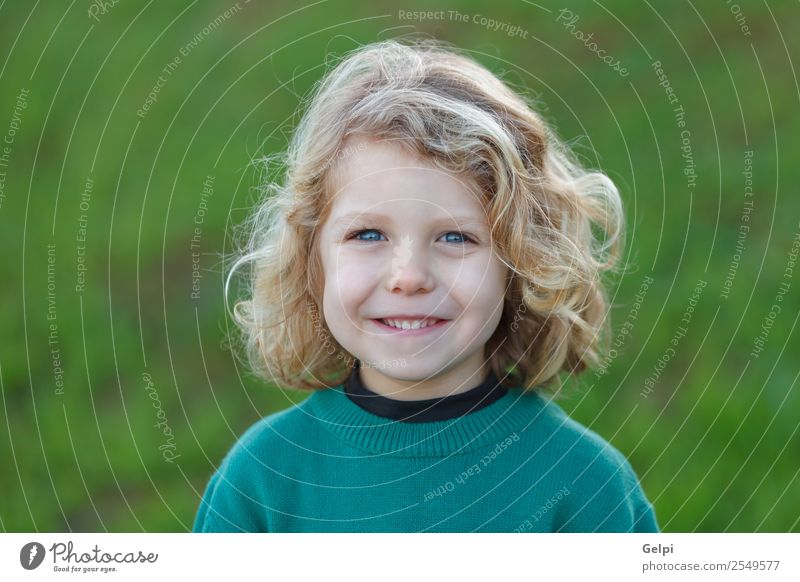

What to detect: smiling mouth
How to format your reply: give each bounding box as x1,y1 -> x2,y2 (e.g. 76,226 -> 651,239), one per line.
371,318 -> 450,333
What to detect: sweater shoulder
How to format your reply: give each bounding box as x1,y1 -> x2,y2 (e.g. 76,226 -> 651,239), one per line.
192,393 -> 318,533
517,391 -> 659,532
522,391 -> 636,476
222,392 -> 317,469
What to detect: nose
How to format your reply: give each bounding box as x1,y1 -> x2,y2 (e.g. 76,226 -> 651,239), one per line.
385,237 -> 435,294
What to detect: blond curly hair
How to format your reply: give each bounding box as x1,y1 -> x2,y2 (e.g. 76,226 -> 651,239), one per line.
226,38 -> 624,393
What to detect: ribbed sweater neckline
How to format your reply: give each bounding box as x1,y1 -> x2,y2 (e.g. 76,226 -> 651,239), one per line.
308,378 -> 542,457
344,359 -> 509,423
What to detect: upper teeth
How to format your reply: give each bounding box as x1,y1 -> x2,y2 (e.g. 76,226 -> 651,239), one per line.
381,318 -> 439,330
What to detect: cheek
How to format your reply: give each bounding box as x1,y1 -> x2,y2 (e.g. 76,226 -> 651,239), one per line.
451,254 -> 507,305
322,253 -> 378,313
337,253 -> 381,278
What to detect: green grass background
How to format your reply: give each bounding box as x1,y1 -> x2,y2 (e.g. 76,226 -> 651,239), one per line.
1,0 -> 798,532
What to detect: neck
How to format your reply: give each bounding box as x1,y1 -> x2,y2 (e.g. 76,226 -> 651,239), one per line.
357,355 -> 489,401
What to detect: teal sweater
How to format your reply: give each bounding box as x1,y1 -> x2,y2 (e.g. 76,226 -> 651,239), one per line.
192,383 -> 659,532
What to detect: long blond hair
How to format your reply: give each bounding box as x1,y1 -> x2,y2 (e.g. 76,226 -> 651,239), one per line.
226,38 -> 624,392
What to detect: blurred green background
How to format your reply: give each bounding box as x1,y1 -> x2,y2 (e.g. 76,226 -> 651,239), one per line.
1,0 -> 798,532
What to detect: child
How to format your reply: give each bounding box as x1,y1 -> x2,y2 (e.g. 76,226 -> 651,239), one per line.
193,38 -> 659,533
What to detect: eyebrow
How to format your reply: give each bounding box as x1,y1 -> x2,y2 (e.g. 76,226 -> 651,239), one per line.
332,211 -> 488,231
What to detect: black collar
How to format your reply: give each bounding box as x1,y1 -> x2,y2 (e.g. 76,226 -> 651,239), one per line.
344,360 -> 508,423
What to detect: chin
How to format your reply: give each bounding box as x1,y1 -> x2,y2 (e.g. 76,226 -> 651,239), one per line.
361,358 -> 448,379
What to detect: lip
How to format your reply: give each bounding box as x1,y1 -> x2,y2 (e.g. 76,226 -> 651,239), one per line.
376,314 -> 445,320
370,318 -> 451,336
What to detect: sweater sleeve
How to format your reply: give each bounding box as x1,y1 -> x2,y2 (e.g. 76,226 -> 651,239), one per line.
191,470 -> 220,532
191,431 -> 272,533
632,495 -> 660,533
554,442 -> 660,533
192,465 -> 268,533
598,451 -> 660,533
619,454 -> 660,532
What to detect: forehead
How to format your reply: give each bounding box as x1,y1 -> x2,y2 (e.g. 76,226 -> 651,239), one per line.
326,136 -> 486,224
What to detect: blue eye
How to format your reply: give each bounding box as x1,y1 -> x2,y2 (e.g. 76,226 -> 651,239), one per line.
350,229 -> 386,242
347,229 -> 475,244
442,231 -> 470,244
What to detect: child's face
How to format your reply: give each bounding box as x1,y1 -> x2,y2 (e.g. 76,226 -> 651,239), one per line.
316,136 -> 508,396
